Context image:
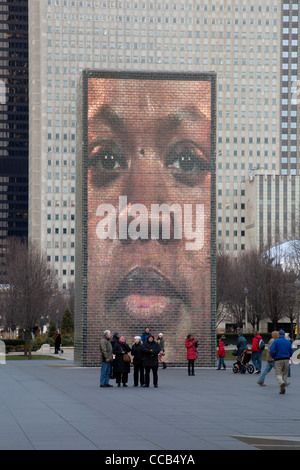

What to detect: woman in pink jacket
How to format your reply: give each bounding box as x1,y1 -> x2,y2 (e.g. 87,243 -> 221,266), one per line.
185,334 -> 198,376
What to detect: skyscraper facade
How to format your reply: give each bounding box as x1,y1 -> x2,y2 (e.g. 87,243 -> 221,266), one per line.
246,0 -> 300,250
0,0 -> 28,256
29,0 -> 299,289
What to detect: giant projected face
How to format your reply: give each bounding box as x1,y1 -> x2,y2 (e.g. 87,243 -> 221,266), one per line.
87,75 -> 213,363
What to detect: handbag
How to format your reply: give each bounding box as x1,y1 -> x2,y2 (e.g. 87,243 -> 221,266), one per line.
232,349 -> 238,356
123,353 -> 131,363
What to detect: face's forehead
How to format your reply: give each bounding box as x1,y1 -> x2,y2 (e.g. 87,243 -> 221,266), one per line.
88,78 -> 211,122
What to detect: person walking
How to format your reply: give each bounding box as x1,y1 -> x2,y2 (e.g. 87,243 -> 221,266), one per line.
270,329 -> 294,395
157,333 -> 167,369
112,335 -> 131,387
131,336 -> 144,387
185,334 -> 198,376
141,335 -> 161,387
99,330 -> 113,388
217,335 -> 226,370
257,331 -> 279,386
236,331 -> 248,357
251,331 -> 263,374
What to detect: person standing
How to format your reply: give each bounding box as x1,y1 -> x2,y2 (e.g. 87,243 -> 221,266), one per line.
111,331 -> 120,348
257,331 -> 279,386
251,331 -> 263,374
112,335 -> 131,387
157,333 -> 167,369
217,335 -> 226,370
99,330 -> 113,388
141,335 -> 161,387
270,329 -> 294,395
54,330 -> 61,354
185,334 -> 198,376
141,327 -> 151,344
131,336 -> 144,387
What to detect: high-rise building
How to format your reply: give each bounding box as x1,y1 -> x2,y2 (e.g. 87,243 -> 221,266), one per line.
246,0 -> 300,250
29,0 -> 300,288
0,0 -> 28,257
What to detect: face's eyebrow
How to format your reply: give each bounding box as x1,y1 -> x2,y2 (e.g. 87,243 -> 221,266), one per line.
89,104 -> 126,134
157,106 -> 210,133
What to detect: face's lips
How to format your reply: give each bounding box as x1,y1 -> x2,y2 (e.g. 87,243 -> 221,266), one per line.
105,267 -> 190,308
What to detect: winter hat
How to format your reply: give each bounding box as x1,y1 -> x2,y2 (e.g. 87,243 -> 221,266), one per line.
278,330 -> 285,336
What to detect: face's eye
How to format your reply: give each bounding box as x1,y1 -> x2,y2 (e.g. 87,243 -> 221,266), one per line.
89,140 -> 127,186
89,141 -> 127,171
167,141 -> 210,173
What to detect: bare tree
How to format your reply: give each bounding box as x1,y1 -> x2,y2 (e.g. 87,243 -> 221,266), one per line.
240,248 -> 267,331
223,255 -> 246,328
0,238 -> 57,358
216,249 -> 233,327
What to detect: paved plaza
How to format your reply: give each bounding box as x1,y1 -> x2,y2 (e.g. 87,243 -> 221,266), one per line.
0,352 -> 299,451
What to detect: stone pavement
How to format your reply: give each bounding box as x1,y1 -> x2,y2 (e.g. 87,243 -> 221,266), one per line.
0,356 -> 299,451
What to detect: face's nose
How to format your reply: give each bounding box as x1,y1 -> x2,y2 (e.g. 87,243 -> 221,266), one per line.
118,150 -> 178,244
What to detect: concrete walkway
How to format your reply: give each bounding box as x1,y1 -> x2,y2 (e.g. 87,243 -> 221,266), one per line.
0,357 -> 299,451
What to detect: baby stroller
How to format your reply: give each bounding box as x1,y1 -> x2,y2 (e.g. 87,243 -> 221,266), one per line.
232,350 -> 254,374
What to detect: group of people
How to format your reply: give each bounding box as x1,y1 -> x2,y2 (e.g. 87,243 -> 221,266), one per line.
99,327 -> 166,388
220,329 -> 294,395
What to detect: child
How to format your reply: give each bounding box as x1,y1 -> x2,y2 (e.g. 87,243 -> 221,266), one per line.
217,335 -> 226,370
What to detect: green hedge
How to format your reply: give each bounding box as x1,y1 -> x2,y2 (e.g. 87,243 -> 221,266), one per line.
2,337 -> 74,353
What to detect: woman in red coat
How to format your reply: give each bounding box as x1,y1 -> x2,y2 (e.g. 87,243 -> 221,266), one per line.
217,336 -> 226,370
185,334 -> 198,376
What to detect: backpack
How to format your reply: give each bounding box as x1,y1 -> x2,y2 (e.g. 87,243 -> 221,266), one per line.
258,338 -> 265,351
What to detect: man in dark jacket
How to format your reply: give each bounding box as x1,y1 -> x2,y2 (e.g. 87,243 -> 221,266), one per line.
141,327 -> 151,344
141,335 -> 161,388
236,331 -> 248,357
270,329 -> 294,394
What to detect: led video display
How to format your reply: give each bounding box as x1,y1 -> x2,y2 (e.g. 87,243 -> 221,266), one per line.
75,71 -> 216,366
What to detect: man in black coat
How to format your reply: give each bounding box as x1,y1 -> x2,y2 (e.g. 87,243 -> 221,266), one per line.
141,335 -> 161,388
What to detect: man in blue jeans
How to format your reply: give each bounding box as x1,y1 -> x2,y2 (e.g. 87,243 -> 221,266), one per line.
257,331 -> 279,386
99,330 -> 113,387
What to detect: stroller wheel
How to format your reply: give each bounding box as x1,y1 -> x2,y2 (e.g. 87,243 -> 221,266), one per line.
233,364 -> 239,374
247,364 -> 255,374
240,365 -> 246,374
